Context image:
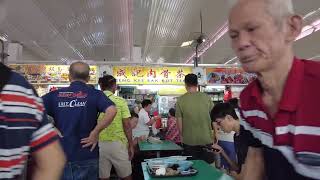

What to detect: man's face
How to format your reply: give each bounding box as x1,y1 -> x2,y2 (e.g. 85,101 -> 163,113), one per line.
145,104 -> 152,112
229,0 -> 287,73
216,115 -> 234,133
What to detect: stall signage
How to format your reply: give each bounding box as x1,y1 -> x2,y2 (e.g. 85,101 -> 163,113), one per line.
206,67 -> 256,84
113,66 -> 192,85
9,64 -> 98,84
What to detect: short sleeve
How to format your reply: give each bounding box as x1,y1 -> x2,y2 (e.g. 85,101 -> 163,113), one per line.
120,100 -> 131,120
239,126 -> 262,148
239,108 -> 263,147
208,96 -> 214,111
96,91 -> 115,112
175,99 -> 182,118
142,111 -> 150,124
30,94 -> 59,152
42,92 -> 53,117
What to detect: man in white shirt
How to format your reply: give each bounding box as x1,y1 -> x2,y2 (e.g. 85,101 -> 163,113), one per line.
133,99 -> 155,138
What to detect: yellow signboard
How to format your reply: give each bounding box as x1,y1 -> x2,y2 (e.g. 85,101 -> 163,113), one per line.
113,66 -> 192,85
9,64 -> 98,84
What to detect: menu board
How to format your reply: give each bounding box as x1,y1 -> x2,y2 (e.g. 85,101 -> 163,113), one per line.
206,67 -> 256,84
9,64 -> 98,84
113,66 -> 192,85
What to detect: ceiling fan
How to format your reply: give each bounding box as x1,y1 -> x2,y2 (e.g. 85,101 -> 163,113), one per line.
180,11 -> 207,48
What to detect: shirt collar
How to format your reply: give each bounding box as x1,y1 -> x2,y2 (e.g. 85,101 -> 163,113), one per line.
278,57 -> 304,111
104,90 -> 114,97
250,57 -> 304,112
70,81 -> 87,87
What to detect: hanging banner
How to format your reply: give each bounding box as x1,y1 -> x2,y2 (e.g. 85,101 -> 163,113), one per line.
113,66 -> 192,85
9,64 -> 98,84
206,67 -> 256,84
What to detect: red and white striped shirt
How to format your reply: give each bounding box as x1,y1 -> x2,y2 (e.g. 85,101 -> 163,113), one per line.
0,71 -> 59,179
240,58 -> 320,179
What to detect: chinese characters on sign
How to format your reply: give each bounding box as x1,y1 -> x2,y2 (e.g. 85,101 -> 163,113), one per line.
161,69 -> 171,79
113,66 -> 192,85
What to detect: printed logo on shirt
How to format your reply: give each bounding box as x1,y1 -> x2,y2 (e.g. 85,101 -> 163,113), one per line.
58,99 -> 87,108
58,91 -> 88,98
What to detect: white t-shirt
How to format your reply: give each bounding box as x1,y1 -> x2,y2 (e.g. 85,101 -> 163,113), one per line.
132,108 -> 150,138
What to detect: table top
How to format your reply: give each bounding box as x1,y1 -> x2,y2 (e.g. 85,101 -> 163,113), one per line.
139,140 -> 183,151
141,160 -> 233,180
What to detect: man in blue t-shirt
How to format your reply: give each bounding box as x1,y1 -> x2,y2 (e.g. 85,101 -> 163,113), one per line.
43,61 -> 117,180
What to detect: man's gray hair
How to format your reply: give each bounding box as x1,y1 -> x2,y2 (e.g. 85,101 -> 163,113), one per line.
69,61 -> 90,81
228,0 -> 294,23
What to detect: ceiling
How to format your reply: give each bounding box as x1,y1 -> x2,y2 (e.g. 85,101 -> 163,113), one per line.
0,0 -> 320,64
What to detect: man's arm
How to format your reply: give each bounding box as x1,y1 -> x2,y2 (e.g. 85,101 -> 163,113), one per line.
123,118 -> 134,160
32,141 -> 66,180
81,105 -> 117,151
177,117 -> 183,142
212,144 -> 239,171
176,101 -> 183,142
146,117 -> 155,126
212,122 -> 219,144
240,147 -> 265,180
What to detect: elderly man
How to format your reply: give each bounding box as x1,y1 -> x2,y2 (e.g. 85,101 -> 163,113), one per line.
43,61 -> 117,180
228,0 -> 320,179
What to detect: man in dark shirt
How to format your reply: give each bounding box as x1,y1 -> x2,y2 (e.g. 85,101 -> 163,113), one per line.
211,102 -> 257,179
43,61 -> 117,180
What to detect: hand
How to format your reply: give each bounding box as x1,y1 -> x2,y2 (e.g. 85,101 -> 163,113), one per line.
81,130 -> 99,152
128,143 -> 134,160
54,127 -> 63,138
138,135 -> 147,141
228,170 -> 241,180
212,143 -> 223,153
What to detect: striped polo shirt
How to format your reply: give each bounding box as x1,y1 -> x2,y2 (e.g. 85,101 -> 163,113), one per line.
239,58 -> 320,179
0,70 -> 59,179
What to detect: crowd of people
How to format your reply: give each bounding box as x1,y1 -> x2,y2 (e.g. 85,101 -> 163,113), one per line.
1,0 -> 320,179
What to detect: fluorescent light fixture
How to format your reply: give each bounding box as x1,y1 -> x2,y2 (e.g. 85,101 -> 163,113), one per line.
205,85 -> 225,89
296,19 -> 320,40
0,36 -> 8,42
224,56 -> 238,65
181,40 -> 194,47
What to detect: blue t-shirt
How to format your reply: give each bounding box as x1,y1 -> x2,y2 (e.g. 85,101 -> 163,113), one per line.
42,81 -> 114,162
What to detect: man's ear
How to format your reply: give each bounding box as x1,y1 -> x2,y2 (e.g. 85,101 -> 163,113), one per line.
86,76 -> 90,83
285,15 -> 303,42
